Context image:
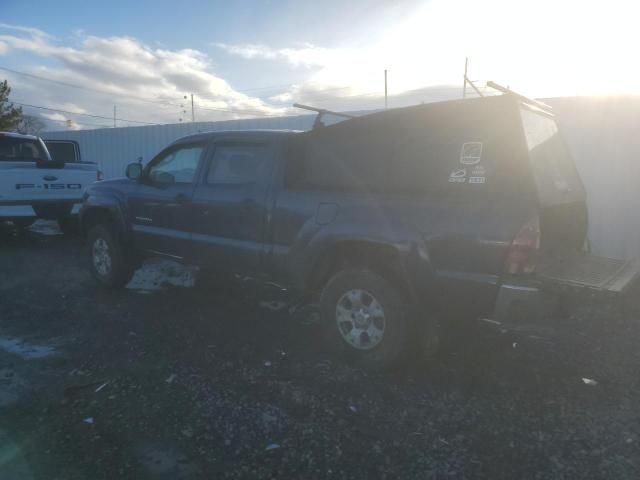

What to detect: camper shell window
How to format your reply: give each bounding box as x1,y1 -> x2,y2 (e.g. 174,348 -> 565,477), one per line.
519,105 -> 585,205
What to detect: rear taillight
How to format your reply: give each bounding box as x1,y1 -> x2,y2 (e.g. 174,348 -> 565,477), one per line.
505,214 -> 540,274
97,170 -> 104,181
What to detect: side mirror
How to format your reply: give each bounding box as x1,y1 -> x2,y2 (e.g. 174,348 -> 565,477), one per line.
126,162 -> 142,180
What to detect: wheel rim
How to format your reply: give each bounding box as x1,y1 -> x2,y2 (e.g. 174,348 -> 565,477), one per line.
92,237 -> 112,276
335,289 -> 386,350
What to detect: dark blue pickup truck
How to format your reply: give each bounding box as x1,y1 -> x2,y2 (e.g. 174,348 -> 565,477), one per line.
79,95 -> 640,368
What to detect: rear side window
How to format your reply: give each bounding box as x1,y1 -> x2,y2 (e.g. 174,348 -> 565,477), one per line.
0,136 -> 49,162
520,107 -> 584,204
208,144 -> 271,185
46,142 -> 77,163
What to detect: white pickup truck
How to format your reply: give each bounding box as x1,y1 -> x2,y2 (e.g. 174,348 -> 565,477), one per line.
0,132 -> 100,234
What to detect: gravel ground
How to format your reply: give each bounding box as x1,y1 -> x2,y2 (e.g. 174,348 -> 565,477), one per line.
0,222 -> 639,479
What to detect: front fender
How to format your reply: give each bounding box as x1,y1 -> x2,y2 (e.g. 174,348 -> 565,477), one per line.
79,190 -> 129,240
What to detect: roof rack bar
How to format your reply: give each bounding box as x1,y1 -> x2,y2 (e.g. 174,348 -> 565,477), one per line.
486,81 -> 552,111
293,103 -> 356,129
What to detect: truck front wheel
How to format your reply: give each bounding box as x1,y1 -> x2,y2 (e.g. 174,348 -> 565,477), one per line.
87,224 -> 134,288
11,218 -> 35,230
320,269 -> 408,370
57,215 -> 79,236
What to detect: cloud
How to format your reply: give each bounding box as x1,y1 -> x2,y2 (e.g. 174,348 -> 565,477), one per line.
0,23 -> 53,39
215,42 -> 334,68
0,41 -> 8,55
268,91 -> 293,103
0,25 -> 289,131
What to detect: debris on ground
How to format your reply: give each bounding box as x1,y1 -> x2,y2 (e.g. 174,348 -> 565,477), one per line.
126,259 -> 198,292
94,382 -> 109,393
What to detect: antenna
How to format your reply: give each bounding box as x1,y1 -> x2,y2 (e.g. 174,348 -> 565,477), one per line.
293,103 -> 355,129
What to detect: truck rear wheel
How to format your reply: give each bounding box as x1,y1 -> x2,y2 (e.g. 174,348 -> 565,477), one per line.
87,224 -> 134,288
320,269 -> 408,370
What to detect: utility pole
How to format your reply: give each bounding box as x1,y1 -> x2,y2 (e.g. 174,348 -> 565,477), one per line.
384,69 -> 388,109
462,57 -> 468,99
113,105 -> 116,127
191,93 -> 195,122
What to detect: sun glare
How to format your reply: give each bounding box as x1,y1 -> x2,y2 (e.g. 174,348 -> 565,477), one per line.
355,0 -> 640,98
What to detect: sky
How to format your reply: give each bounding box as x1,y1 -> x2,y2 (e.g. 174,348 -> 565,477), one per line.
0,0 -> 638,130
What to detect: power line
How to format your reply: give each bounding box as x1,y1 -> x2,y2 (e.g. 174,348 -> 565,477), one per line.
2,64 -> 497,128
2,63 -> 488,104
282,85 -> 476,105
291,83 -> 494,106
0,66 -> 183,108
216,84 -> 356,101
194,102 -> 286,117
13,101 -> 159,125
1,65 -> 287,119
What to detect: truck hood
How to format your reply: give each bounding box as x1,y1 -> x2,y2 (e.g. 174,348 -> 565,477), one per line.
85,177 -> 137,197
88,178 -> 134,189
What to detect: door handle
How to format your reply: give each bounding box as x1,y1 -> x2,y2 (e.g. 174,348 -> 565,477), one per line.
174,193 -> 189,204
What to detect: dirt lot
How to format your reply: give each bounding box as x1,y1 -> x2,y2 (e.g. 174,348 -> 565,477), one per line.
0,222 -> 639,479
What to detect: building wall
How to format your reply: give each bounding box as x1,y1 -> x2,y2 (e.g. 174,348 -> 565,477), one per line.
42,98 -> 640,260
42,114 -> 316,179
547,97 -> 640,260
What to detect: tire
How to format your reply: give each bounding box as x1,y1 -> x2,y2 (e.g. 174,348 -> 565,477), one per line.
320,268 -> 408,370
11,218 -> 35,229
87,224 -> 134,288
57,216 -> 79,236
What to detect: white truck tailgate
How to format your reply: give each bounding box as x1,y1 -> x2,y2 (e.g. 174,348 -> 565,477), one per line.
0,161 -> 96,203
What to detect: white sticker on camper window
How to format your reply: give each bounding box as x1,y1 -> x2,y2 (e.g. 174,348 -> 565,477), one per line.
460,142 -> 483,165
449,168 -> 467,183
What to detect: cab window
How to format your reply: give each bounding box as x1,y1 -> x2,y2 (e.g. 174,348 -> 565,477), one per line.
148,144 -> 204,184
207,144 -> 271,185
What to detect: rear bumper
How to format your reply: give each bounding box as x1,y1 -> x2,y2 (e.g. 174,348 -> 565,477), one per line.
0,204 -> 38,217
0,201 -> 82,219
480,279 -> 558,337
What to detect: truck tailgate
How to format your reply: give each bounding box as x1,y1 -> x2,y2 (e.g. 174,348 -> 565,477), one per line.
0,161 -> 96,202
537,252 -> 640,294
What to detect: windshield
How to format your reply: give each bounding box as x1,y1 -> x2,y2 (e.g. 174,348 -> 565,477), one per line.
0,136 -> 50,162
